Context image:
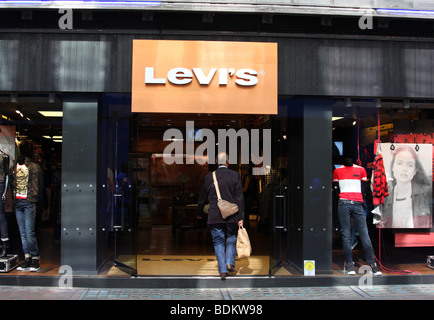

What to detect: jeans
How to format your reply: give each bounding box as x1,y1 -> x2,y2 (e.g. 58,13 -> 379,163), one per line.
351,201 -> 367,246
338,199 -> 375,265
15,199 -> 39,258
209,223 -> 238,273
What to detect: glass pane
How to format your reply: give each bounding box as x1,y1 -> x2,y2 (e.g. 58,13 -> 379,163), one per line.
101,94 -> 136,276
268,112 -> 290,275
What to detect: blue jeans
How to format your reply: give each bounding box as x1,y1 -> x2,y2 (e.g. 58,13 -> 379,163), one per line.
338,199 -> 375,265
15,199 -> 39,258
209,223 -> 238,273
351,200 -> 368,245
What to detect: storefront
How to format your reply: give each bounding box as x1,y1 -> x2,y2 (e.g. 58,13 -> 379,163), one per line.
0,3 -> 434,285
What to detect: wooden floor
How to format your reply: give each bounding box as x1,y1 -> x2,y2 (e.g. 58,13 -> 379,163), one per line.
107,222 -> 434,277
2,220 -> 434,278
0,221 -> 61,277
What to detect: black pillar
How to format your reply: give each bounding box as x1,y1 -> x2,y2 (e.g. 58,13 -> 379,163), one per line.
287,98 -> 333,274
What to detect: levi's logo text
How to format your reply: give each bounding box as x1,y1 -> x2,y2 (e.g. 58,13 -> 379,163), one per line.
145,67 -> 258,86
131,40 -> 278,114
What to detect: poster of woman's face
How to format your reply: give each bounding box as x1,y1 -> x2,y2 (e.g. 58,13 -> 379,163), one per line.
0,125 -> 15,166
380,143 -> 433,229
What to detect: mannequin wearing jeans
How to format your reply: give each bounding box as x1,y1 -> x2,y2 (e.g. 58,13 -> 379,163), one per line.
0,152 -> 10,257
333,158 -> 381,276
13,154 -> 43,272
338,200 -> 378,272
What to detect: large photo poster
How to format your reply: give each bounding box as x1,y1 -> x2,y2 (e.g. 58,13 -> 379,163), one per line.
0,125 -> 15,164
380,143 -> 432,229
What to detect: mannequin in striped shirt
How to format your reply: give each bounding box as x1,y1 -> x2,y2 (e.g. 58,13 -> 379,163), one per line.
333,158 -> 381,276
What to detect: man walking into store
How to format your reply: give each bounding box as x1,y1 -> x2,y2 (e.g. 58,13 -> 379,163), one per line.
333,157 -> 382,276
197,152 -> 244,280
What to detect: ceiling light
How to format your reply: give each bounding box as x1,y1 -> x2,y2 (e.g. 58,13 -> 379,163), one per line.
38,111 -> 63,117
42,135 -> 63,143
15,105 -> 22,115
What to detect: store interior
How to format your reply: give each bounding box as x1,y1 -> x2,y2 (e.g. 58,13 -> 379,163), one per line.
0,94 -> 434,277
0,94 -> 63,275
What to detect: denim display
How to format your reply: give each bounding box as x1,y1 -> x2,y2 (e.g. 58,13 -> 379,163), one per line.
209,223 -> 238,274
15,199 -> 39,258
338,199 -> 375,265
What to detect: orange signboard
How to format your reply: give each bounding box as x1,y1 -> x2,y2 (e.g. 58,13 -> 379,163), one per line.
131,40 -> 277,114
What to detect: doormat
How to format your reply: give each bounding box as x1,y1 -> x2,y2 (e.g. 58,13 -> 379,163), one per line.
109,255 -> 289,276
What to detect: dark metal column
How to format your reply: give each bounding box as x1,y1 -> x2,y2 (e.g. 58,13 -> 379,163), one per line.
61,96 -> 101,275
287,98 -> 333,274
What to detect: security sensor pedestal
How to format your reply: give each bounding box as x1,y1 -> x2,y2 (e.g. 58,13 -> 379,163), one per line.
0,255 -> 18,272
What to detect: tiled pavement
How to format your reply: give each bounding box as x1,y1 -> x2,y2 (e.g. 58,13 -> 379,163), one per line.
0,284 -> 434,300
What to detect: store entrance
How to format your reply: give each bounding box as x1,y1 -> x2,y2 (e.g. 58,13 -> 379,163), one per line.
130,113 -> 279,276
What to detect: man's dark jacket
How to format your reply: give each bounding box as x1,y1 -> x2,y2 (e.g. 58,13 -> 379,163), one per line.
197,166 -> 244,225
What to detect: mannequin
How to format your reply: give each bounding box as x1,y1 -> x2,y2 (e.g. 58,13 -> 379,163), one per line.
14,141 -> 43,272
333,157 -> 382,276
0,151 -> 10,257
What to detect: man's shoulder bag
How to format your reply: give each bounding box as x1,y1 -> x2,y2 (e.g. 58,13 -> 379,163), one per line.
212,171 -> 239,219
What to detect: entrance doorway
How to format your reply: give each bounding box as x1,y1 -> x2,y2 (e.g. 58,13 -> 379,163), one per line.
131,113 -> 275,276
102,94 -> 293,277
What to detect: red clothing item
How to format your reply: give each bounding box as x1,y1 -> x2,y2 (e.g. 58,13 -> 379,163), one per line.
333,164 -> 367,202
371,153 -> 389,206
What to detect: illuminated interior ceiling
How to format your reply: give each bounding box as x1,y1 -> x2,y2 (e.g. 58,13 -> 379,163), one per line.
0,95 -> 63,141
331,98 -> 434,129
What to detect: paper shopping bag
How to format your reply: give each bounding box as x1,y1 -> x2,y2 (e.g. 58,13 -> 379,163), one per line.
236,226 -> 252,259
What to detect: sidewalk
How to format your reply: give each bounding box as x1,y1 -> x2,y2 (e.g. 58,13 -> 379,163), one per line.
1,283 -> 434,300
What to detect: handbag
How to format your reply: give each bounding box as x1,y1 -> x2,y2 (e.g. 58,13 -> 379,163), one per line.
236,225 -> 252,259
212,171 -> 239,219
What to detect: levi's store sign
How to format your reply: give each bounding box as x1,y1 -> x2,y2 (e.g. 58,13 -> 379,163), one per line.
131,40 -> 278,114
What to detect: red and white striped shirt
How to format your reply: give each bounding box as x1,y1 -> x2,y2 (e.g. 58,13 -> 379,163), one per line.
333,164 -> 367,202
